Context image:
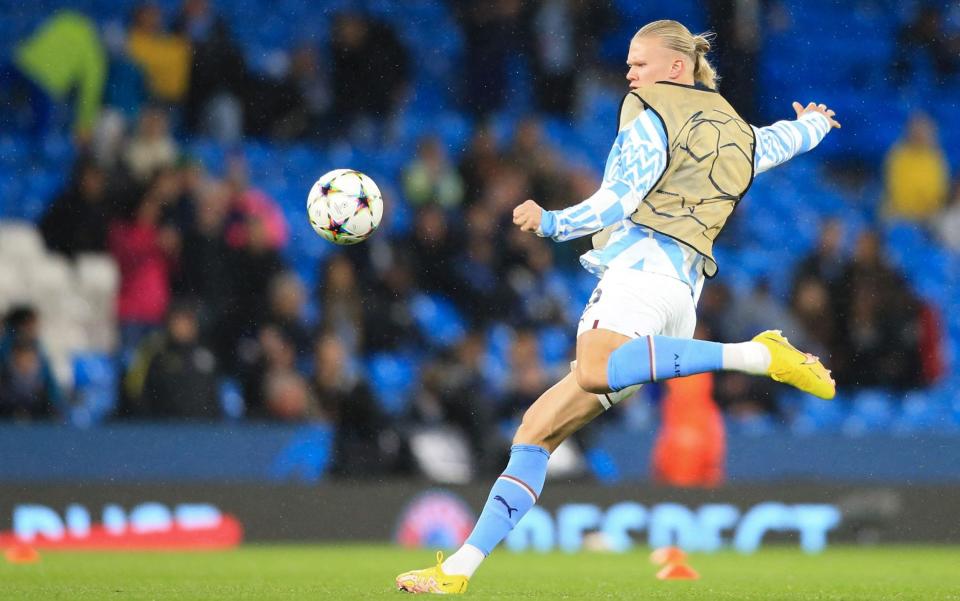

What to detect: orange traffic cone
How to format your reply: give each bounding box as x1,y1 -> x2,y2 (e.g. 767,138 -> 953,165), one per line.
649,546 -> 687,566
5,543 -> 40,564
656,562 -> 700,580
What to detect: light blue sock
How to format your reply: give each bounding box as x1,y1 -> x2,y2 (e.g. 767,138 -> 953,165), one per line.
606,335 -> 724,391
464,444 -> 550,555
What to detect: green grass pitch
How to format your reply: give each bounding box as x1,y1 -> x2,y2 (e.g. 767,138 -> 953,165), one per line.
3,544 -> 959,600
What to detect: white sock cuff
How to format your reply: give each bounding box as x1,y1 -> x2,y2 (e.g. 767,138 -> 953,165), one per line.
722,341 -> 771,376
441,543 -> 486,578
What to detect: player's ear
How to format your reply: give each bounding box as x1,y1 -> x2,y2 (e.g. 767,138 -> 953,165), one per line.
669,57 -> 684,80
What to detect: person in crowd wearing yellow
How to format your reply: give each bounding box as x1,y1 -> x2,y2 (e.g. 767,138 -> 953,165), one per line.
126,3 -> 191,104
883,112 -> 950,222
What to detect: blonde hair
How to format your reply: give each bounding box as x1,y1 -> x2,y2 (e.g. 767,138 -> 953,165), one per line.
633,20 -> 718,90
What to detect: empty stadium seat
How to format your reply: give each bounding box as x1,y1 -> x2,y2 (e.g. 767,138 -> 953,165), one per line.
410,293 -> 466,349
367,352 -> 419,416
0,220 -> 46,259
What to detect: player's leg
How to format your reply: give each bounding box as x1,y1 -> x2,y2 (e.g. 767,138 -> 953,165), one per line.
596,328 -> 834,399
575,275 -> 835,399
424,296 -> 646,586
396,371 -> 611,593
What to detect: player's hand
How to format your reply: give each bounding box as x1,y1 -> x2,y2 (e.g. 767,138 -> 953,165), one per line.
793,101 -> 841,129
513,199 -> 543,233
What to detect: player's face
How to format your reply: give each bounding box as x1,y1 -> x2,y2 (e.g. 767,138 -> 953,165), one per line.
625,36 -> 686,89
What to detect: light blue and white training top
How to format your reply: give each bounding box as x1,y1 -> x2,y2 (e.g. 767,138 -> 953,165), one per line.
537,108 -> 832,300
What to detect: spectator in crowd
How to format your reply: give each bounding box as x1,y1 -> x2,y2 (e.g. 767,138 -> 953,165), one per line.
413,332 -> 502,474
402,137 -> 465,209
529,0 -> 577,116
0,340 -> 58,420
706,0 -> 762,121
167,155 -> 205,232
458,123 -> 501,206
407,205 -> 459,297
174,0 -> 247,142
499,330 -> 551,420
124,106 -> 179,182
453,1 -> 525,116
318,254 -> 365,355
505,118 -> 563,204
793,218 -> 847,291
174,178 -> 233,352
125,300 -> 220,418
833,231 -> 924,390
245,44 -> 329,140
312,333 -> 390,475
6,11 -> 106,141
40,158 -> 113,258
244,325 -> 316,420
696,281 -> 735,342
263,370 -> 318,422
883,112 -> 950,222
652,372 -> 724,488
126,3 -> 191,104
527,0 -> 614,116
790,275 -> 835,361
504,236 -> 572,328
223,155 -> 289,250
725,279 -> 812,351
329,13 -> 409,134
266,272 -> 311,358
452,205 -> 513,327
108,168 -> 182,354
0,306 -> 62,420
363,254 -> 423,353
235,324 -> 297,419
893,4 -> 959,85
227,215 -> 286,343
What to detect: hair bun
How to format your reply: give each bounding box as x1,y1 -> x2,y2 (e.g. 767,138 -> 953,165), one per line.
693,32 -> 714,54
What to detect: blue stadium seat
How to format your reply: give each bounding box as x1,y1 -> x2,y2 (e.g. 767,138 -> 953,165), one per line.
482,323 -> 515,396
410,293 -> 466,349
367,352 -> 419,416
219,377 -> 246,420
538,326 -> 571,369
70,353 -> 119,427
790,393 -> 848,435
843,389 -> 895,436
727,413 -> 778,437
892,390 -> 956,434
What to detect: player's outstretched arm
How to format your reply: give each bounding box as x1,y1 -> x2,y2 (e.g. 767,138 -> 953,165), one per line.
753,101 -> 840,175
513,109 -> 668,241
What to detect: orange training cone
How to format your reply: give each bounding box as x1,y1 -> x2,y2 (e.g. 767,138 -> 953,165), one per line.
5,543 -> 40,564
649,546 -> 687,566
656,562 -> 700,580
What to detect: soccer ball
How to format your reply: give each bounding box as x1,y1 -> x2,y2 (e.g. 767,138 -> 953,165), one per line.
307,169 -> 384,245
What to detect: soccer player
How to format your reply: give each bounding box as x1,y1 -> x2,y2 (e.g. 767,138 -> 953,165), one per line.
397,20 -> 840,594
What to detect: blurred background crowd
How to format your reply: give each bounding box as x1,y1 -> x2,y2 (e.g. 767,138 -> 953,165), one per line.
0,0 -> 958,481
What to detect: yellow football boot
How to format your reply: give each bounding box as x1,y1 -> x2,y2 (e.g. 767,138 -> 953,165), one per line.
752,330 -> 836,400
396,551 -> 469,595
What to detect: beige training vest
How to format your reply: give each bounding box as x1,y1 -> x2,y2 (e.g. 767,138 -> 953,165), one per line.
596,81 -> 756,278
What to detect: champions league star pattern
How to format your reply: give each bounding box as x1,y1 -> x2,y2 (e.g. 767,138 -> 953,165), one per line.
539,109 -> 832,298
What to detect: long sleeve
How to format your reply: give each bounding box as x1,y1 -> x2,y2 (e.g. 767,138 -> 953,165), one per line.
752,112 -> 832,174
539,109 -> 668,241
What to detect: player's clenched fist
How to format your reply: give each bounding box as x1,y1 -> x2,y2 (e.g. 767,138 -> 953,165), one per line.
513,199 -> 543,233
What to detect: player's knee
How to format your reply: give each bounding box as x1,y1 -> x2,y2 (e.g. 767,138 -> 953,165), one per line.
514,409 -> 557,449
575,361 -> 608,395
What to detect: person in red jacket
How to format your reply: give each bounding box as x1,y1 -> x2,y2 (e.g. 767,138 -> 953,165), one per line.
108,168 -> 181,357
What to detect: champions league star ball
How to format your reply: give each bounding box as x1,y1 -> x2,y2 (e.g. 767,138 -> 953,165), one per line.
307,169 -> 384,245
